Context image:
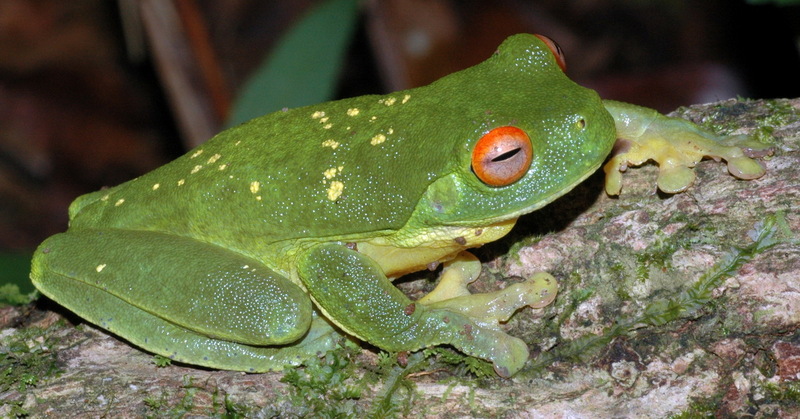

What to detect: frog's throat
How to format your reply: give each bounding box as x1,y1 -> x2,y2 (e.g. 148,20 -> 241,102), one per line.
357,159 -> 605,278
357,219 -> 516,278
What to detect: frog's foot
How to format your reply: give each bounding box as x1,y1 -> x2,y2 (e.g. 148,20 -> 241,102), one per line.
602,100 -> 772,195
419,251 -> 557,327
298,245 -> 557,377
426,272 -> 557,328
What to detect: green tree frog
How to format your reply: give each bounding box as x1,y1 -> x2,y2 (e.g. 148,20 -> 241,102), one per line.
30,34 -> 768,378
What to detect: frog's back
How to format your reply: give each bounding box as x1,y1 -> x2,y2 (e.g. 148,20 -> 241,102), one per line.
67,89 -> 467,248
67,33 -> 604,255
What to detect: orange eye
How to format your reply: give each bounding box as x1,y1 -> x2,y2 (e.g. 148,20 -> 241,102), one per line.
471,126 -> 533,187
534,34 -> 566,72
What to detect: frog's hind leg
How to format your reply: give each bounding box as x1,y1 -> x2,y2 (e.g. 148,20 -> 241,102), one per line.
297,244 -> 549,377
31,229 -> 337,372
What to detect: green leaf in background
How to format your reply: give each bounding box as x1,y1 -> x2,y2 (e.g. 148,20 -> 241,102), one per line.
0,253 -> 36,305
227,0 -> 361,127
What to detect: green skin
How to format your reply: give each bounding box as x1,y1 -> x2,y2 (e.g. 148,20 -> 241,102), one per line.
30,34 -> 767,377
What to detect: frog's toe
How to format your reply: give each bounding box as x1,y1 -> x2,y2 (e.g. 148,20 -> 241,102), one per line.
603,156 -> 626,196
489,335 -> 529,378
418,252 -> 481,305
727,156 -> 766,180
656,165 -> 696,194
719,134 -> 774,156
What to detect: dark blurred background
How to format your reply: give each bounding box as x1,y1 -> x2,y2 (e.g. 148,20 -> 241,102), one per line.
1,0 -> 798,291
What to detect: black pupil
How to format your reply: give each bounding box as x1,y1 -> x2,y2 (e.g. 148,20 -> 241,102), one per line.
492,147 -> 521,162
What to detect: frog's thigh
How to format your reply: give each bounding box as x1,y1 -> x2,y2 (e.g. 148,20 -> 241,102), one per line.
32,230 -> 333,371
45,272 -> 335,371
297,243 -> 531,377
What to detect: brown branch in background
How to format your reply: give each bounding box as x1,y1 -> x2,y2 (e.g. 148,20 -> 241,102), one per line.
138,0 -> 230,148
173,0 -> 231,124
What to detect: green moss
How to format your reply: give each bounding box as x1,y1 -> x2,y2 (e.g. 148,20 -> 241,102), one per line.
752,100 -> 798,144
423,347 -> 495,379
219,394 -> 249,419
268,343 -> 500,417
527,213 -> 790,374
762,381 -> 800,404
698,99 -> 797,144
0,320 -> 63,414
368,352 -> 429,418
142,376 -> 201,417
260,344 -> 366,417
142,375 -> 250,418
556,287 -> 595,329
669,393 -> 723,419
152,354 -> 172,367
635,230 -> 684,282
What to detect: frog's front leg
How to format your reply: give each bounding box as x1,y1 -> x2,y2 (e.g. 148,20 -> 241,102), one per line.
31,229 -> 338,372
297,244 -> 554,377
602,100 -> 771,195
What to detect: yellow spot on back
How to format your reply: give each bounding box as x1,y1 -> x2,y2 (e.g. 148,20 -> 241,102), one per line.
96,264 -> 106,273
152,183 -> 160,190
402,94 -> 411,104
191,149 -> 204,158
191,165 -> 203,174
218,164 -> 228,170
101,194 -> 110,202
322,123 -> 333,129
347,108 -> 360,116
370,133 -> 386,145
312,111 -> 326,119
327,181 -> 344,201
250,181 -> 260,194
320,116 -> 329,123
322,139 -> 340,149
115,199 -> 125,207
323,167 -> 339,179
370,116 -> 377,122
256,196 -> 262,201
381,97 -> 396,106
387,128 -> 394,135
178,179 -> 185,186
207,154 -> 221,164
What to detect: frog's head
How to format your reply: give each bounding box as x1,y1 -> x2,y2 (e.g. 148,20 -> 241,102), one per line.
404,34 -> 616,239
